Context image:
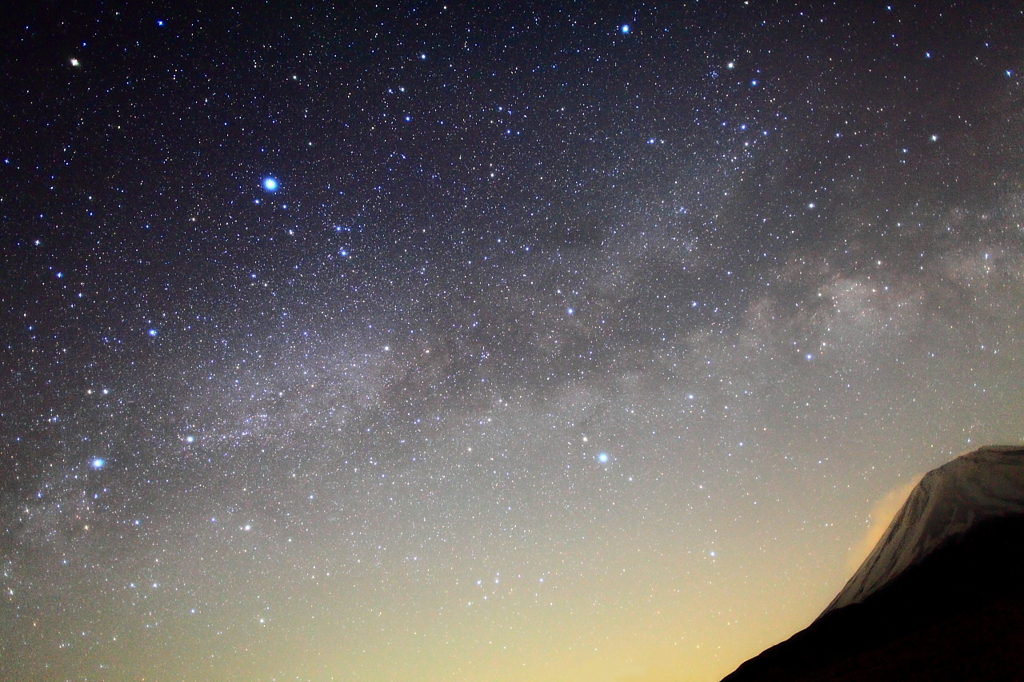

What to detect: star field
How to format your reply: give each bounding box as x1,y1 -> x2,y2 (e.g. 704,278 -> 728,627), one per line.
2,3 -> 1024,681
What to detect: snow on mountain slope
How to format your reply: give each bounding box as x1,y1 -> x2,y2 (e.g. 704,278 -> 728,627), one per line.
823,445 -> 1024,614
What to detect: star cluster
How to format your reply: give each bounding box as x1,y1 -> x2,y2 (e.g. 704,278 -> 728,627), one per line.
2,3 -> 1023,681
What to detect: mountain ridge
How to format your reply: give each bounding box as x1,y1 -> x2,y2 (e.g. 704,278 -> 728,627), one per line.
720,444 -> 1024,682
824,444 -> 1024,613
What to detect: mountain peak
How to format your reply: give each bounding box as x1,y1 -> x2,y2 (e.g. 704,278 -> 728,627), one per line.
720,445 -> 1024,682
822,445 -> 1024,614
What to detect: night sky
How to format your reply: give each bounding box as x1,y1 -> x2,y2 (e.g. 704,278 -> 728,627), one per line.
2,2 -> 1024,681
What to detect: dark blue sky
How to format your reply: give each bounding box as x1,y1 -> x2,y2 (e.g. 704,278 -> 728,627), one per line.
2,3 -> 1023,680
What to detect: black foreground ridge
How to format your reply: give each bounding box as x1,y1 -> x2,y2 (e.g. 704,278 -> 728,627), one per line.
721,445 -> 1024,682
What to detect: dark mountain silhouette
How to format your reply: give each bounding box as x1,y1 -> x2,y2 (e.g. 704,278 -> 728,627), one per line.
721,445 -> 1024,682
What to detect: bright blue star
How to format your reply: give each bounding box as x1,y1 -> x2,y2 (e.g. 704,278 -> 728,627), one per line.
597,452 -> 610,464
262,177 -> 279,192
147,329 -> 158,337
620,24 -> 631,34
91,458 -> 105,469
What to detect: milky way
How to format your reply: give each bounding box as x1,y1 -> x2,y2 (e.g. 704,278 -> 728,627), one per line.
2,3 -> 1023,681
